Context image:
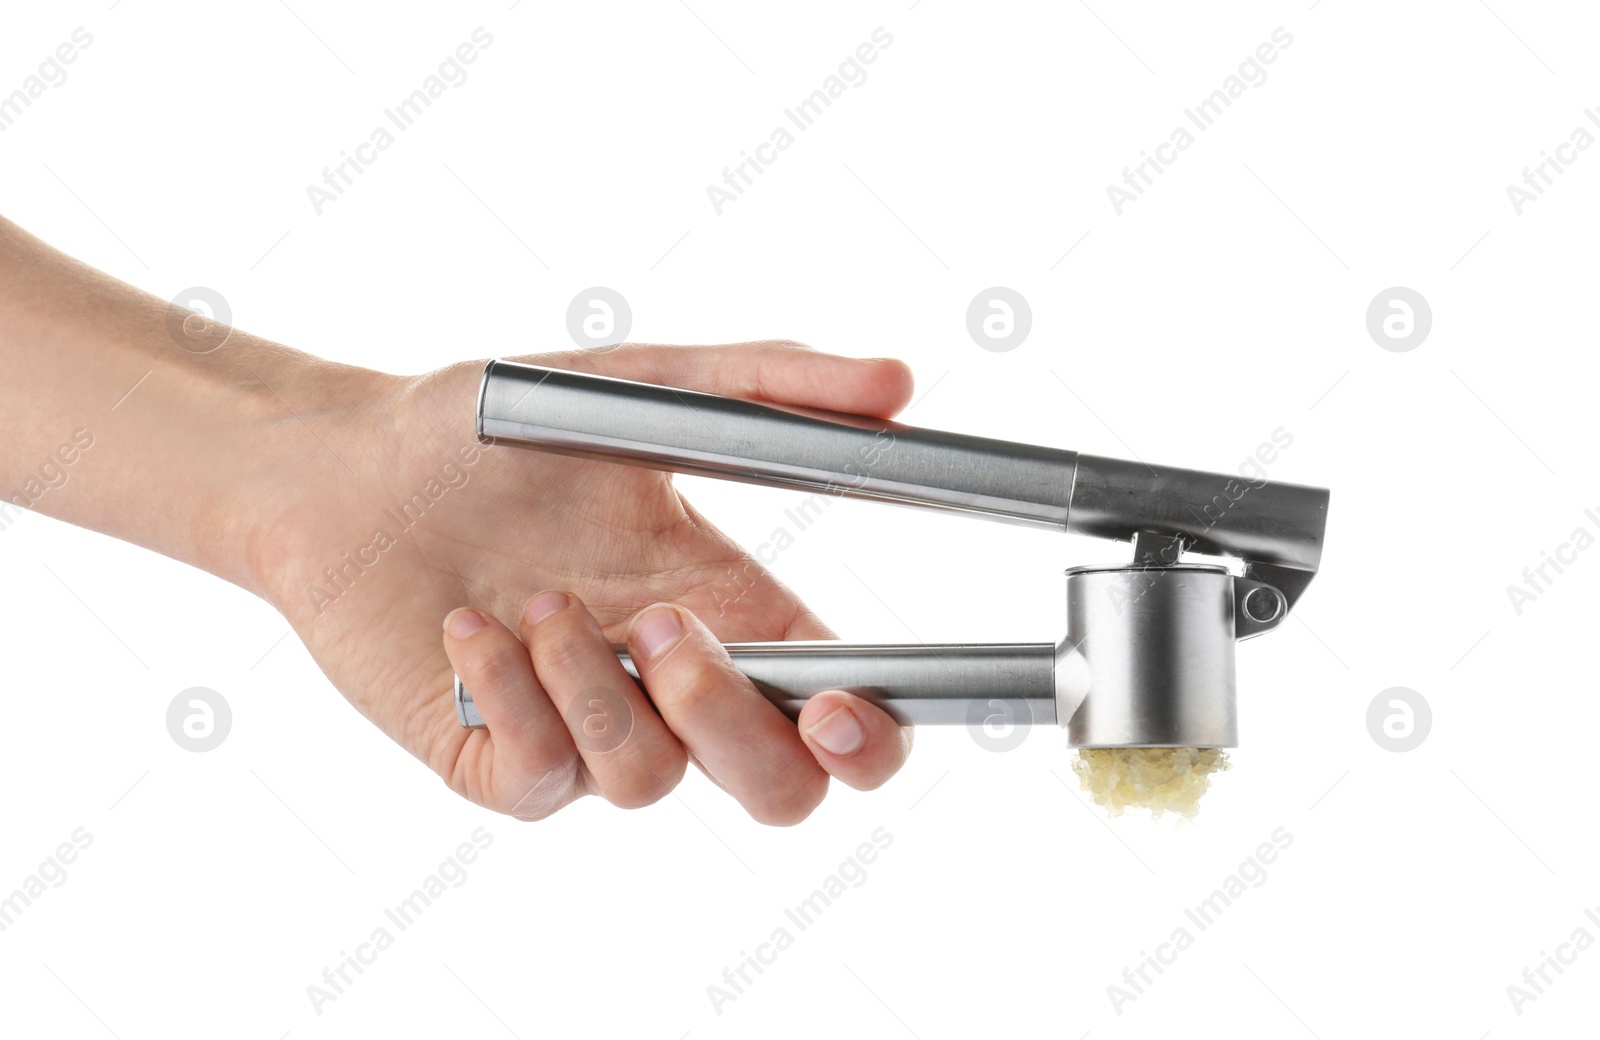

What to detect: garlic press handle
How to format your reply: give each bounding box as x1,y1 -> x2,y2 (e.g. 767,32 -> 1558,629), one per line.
476,360 -> 1328,610
477,359 -> 1078,530
456,641 -> 1059,729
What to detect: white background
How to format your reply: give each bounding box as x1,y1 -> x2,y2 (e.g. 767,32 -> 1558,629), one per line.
2,1 -> 1596,1037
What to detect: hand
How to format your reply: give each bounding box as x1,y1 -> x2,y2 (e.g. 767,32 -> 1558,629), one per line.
250,341 -> 917,824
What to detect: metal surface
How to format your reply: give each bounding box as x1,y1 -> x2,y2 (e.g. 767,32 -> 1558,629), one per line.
1068,455 -> 1326,612
477,360 -> 1329,610
454,674 -> 484,729
455,360 -> 1332,747
478,360 -> 1077,528
1057,564 -> 1239,748
454,567 -> 1244,747
457,643 -> 1057,730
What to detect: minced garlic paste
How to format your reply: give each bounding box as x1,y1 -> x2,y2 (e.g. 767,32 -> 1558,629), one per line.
1071,747 -> 1229,819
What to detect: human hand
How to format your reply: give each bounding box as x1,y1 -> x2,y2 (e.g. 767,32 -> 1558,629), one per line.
249,342 -> 917,824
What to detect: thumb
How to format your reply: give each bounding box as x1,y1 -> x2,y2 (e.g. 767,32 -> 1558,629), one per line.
797,691 -> 915,791
521,340 -> 915,419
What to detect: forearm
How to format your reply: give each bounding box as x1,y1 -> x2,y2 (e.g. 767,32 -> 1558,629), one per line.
0,215 -> 379,596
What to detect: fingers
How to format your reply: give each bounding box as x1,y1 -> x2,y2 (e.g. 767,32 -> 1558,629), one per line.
797,692 -> 915,792
457,589 -> 916,824
441,607 -> 584,820
626,604 -> 829,826
521,340 -> 915,419
780,603 -> 916,791
519,592 -> 688,810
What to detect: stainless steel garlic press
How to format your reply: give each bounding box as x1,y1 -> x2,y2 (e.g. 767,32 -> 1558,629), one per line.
454,360 -> 1329,748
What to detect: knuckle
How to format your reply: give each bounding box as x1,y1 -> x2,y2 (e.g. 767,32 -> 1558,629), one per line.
563,685 -> 636,755
655,675 -> 718,721
468,641 -> 530,692
646,652 -> 740,722
531,616 -> 596,674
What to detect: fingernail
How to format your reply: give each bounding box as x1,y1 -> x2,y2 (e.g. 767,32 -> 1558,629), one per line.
524,591 -> 569,626
806,706 -> 865,756
446,608 -> 487,639
631,605 -> 684,662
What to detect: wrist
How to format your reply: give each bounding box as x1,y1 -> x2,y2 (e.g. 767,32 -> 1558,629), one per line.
0,216 -> 400,613
214,340 -> 401,606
